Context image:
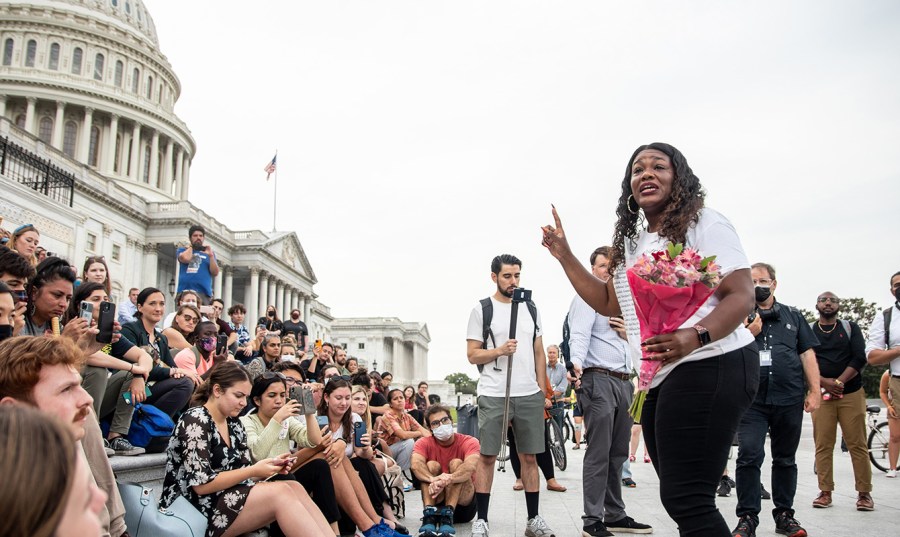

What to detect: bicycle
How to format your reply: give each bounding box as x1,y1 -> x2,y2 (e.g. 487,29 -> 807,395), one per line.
867,404 -> 891,472
546,407 -> 567,471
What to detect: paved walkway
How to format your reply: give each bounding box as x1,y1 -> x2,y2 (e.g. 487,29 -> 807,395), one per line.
403,409 -> 898,536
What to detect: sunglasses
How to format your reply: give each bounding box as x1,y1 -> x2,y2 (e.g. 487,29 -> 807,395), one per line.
180,314 -> 199,323
817,297 -> 840,304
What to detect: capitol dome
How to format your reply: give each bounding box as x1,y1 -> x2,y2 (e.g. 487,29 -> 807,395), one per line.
0,0 -> 196,201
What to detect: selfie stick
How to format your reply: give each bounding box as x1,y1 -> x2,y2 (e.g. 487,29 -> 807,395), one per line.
497,289 -> 524,472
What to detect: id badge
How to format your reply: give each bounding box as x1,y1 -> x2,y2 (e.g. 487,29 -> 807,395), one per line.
759,350 -> 772,367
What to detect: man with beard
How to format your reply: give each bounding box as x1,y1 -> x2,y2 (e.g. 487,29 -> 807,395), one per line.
175,224 -> 219,305
282,308 -> 309,351
300,341 -> 334,381
732,263 -> 820,537
808,292 -> 872,511
466,254 -> 554,537
333,344 -> 351,375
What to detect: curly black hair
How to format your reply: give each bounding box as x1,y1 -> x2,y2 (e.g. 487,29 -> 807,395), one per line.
610,143 -> 705,273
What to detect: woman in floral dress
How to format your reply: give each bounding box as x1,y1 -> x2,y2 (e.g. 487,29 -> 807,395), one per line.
160,361 -> 334,537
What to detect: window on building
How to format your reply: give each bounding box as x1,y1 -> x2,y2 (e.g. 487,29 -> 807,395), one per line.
93,53 -> 104,80
86,233 -> 97,252
2,38 -> 13,66
158,83 -> 163,104
14,115 -> 25,128
48,43 -> 60,70
25,39 -> 36,67
146,75 -> 153,99
111,244 -> 121,262
63,121 -> 77,157
142,144 -> 151,182
125,2 -> 131,15
38,117 -> 53,143
111,0 -> 118,7
131,67 -> 139,93
88,126 -> 100,167
71,47 -> 82,75
113,134 -> 121,173
114,60 -> 123,87
358,343 -> 365,350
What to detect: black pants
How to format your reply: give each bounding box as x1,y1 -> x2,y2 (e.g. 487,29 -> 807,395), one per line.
269,459 -> 340,537
146,376 -> 194,417
642,344 -> 759,536
508,425 -> 555,481
338,458 -> 390,536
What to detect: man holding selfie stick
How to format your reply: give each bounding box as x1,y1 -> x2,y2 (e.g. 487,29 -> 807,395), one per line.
176,224 -> 219,305
466,254 -> 555,537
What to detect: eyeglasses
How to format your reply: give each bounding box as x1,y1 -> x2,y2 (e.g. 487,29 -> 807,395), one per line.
752,279 -> 773,286
817,297 -> 840,304
429,416 -> 453,429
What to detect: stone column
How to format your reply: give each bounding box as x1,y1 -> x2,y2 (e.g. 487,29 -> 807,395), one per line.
148,130 -> 160,187
180,156 -> 190,199
51,101 -> 65,149
162,138 -> 174,195
247,267 -> 260,321
277,283 -> 287,319
300,295 -> 310,327
290,290 -> 298,313
174,146 -> 184,199
267,278 -> 277,316
213,267 -> 223,301
142,243 -> 159,289
129,122 -> 141,180
77,107 -> 93,162
104,114 -> 118,174
258,272 -> 269,320
24,97 -> 37,135
0,95 -> 6,117
223,266 -> 233,308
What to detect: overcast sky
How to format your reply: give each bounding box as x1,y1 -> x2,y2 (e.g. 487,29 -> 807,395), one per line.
146,0 -> 900,381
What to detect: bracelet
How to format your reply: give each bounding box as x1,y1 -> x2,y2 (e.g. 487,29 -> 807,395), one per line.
834,378 -> 844,387
129,363 -> 134,372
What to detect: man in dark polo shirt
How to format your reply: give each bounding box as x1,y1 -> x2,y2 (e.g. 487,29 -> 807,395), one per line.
808,291 -> 873,511
732,263 -> 821,537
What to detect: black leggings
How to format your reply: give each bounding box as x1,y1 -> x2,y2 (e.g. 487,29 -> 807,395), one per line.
269,458 -> 340,536
641,344 -> 759,537
508,425 -> 555,480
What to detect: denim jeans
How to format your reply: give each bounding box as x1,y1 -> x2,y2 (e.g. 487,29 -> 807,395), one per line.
735,399 -> 804,522
642,344 -> 759,536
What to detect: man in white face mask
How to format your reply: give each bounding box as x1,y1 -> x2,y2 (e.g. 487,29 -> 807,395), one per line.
411,405 -> 481,537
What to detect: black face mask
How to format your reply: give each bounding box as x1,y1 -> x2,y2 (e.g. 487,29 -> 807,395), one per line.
755,286 -> 772,303
0,325 -> 13,342
894,287 -> 900,303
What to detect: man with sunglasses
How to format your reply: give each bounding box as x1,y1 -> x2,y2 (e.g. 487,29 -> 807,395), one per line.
411,404 -> 480,537
0,246 -> 35,336
732,263 -> 820,537
808,292 -> 873,511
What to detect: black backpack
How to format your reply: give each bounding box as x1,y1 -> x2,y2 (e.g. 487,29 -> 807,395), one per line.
884,307 -> 893,346
559,313 -> 571,366
479,297 -> 538,373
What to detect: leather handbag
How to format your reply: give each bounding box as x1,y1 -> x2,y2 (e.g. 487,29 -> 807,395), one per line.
117,481 -> 208,537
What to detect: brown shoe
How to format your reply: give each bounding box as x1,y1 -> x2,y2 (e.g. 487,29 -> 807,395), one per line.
856,492 -> 874,511
812,490 -> 832,508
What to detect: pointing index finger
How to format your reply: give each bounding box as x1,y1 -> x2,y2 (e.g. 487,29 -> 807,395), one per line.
551,204 -> 563,231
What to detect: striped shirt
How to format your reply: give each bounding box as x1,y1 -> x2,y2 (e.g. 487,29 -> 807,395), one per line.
566,294 -> 633,373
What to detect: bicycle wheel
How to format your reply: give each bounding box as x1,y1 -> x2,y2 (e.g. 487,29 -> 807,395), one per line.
563,416 -> 572,444
546,419 -> 567,471
868,421 -> 890,473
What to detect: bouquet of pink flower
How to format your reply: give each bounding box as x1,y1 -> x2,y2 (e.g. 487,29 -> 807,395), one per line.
627,242 -> 721,421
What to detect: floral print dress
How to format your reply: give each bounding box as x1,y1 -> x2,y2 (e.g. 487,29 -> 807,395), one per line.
161,406 -> 256,537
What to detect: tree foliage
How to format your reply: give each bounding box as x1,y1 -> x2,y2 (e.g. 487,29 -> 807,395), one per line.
445,372 -> 477,395
799,297 -> 884,398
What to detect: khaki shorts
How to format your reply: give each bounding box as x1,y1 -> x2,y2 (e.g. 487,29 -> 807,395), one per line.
477,391 -> 545,456
890,376 -> 900,418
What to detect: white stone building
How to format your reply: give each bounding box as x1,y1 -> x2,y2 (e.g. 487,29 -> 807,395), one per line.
0,0 -> 429,382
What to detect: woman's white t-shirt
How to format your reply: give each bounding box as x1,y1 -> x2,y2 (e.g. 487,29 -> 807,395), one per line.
330,412 -> 362,457
615,207 -> 754,388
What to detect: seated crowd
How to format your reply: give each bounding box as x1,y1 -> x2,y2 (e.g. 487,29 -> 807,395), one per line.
0,222 -> 445,537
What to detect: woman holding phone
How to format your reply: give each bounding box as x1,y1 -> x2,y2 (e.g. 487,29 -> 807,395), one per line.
378,388 -> 430,473
162,362 -> 334,537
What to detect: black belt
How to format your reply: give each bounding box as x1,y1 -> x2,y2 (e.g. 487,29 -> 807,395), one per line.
583,367 -> 631,381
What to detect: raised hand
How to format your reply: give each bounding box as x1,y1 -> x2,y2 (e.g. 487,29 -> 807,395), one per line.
541,205 -> 573,260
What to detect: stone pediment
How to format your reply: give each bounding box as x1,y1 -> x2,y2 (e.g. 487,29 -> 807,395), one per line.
249,232 -> 317,284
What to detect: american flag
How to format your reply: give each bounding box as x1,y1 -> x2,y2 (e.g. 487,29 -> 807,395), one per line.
263,154 -> 277,180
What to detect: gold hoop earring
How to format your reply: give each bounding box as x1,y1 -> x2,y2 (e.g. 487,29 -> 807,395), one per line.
627,194 -> 640,215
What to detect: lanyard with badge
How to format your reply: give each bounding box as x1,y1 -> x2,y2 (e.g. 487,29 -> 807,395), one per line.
760,322 -> 773,367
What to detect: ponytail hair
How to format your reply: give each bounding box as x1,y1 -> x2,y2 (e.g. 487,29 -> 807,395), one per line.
191,361 -> 250,407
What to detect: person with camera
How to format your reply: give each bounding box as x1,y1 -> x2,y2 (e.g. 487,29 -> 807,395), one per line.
0,245 -> 35,337
258,304 -> 284,334
565,246 -> 650,537
733,263 -> 820,537
176,224 -> 219,305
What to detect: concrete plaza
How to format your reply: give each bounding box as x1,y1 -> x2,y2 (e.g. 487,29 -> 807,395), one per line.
403,409 -> 899,536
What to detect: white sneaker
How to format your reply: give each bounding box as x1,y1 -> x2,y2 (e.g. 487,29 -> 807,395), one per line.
525,514 -> 556,537
472,518 -> 490,537
886,469 -> 897,478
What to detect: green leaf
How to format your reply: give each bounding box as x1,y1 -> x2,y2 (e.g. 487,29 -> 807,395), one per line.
666,242 -> 683,259
700,255 -> 717,269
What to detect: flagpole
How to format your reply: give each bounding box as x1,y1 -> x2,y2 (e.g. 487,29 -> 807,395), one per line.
272,150 -> 278,232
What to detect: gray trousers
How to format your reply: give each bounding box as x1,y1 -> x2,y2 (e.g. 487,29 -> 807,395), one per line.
581,372 -> 634,525
83,366 -> 135,436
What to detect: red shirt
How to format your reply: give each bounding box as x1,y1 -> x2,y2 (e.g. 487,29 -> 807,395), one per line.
413,433 -> 480,476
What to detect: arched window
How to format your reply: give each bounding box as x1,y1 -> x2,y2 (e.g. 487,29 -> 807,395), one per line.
93,53 -> 104,80
142,144 -> 151,182
48,43 -> 60,70
2,38 -> 13,66
114,134 -> 121,172
125,1 -> 131,15
114,60 -> 123,87
25,39 -> 36,67
131,67 -> 139,93
158,83 -> 163,103
88,126 -> 101,166
71,47 -> 83,74
111,0 -> 119,7
146,75 -> 153,99
63,121 -> 78,157
38,117 -> 53,143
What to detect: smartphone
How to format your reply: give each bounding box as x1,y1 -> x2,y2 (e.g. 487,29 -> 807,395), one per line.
79,301 -> 94,323
290,385 -> 316,414
314,339 -> 323,351
199,305 -> 214,316
353,420 -> 367,448
96,302 -> 115,344
216,334 -> 227,355
316,415 -> 329,428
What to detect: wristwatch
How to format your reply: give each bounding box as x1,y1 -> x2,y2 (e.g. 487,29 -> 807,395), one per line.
693,325 -> 711,347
